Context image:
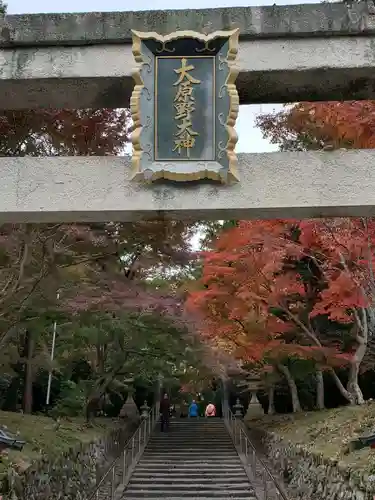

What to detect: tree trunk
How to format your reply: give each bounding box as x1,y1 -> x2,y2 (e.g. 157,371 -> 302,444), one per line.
337,253 -> 368,405
268,384 -> 275,415
277,364 -> 301,412
329,368 -> 354,404
23,330 -> 34,414
346,309 -> 367,404
315,369 -> 325,410
347,353 -> 365,405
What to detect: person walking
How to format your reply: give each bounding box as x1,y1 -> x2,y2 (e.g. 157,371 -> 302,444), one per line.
180,400 -> 188,418
205,402 -> 216,417
160,393 -> 170,432
188,399 -> 199,418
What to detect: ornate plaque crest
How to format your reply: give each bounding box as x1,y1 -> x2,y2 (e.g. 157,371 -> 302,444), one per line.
130,29 -> 240,184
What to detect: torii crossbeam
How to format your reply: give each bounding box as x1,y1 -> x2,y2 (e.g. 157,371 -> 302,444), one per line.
1,2 -> 375,222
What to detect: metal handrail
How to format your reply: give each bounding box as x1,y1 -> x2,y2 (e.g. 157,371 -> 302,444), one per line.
89,402 -> 160,500
223,402 -> 289,500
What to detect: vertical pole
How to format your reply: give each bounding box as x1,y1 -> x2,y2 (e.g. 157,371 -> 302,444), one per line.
123,450 -> 127,480
111,466 -> 116,500
138,424 -> 141,453
46,291 -> 59,405
263,471 -> 268,500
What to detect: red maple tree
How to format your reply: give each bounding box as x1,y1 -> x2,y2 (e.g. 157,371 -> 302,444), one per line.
187,217 -> 375,408
255,99 -> 375,406
256,101 -> 375,151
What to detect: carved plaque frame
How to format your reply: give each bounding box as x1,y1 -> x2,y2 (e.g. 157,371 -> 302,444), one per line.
130,29 -> 240,184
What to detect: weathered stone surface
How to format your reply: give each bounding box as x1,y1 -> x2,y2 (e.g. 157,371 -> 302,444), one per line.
3,421 -> 137,500
255,430 -> 375,500
245,394 -> 264,420
1,3 -> 375,108
119,395 -> 139,420
0,151 -> 375,223
2,33 -> 375,108
2,2 -> 375,47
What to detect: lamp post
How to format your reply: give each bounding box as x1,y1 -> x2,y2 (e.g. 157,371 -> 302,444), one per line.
46,291 -> 60,405
245,373 -> 264,420
119,378 -> 139,420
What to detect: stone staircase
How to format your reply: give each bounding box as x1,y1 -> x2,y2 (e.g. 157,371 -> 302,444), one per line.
122,418 -> 257,499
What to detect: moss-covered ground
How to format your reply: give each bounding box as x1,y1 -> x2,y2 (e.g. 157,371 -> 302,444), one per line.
251,402 -> 375,475
0,410 -> 117,479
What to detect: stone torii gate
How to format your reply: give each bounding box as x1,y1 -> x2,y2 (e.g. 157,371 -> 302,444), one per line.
1,2 -> 375,223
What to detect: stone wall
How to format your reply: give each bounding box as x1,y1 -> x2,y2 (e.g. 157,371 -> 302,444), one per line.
2,419 -> 137,500
253,429 -> 375,500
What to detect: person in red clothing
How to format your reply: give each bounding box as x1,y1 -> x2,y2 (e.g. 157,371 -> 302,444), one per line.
205,402 -> 216,417
160,393 -> 170,432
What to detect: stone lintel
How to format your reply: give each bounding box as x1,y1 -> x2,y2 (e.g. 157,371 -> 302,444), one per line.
1,35 -> 375,109
1,2 -> 375,47
1,150 -> 374,223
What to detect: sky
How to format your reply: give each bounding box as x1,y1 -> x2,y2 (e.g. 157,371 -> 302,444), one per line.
5,0 -> 320,154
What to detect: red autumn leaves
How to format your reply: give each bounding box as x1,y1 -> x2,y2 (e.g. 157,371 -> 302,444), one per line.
187,218 -> 374,372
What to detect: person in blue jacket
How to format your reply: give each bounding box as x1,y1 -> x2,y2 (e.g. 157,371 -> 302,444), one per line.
188,399 -> 199,418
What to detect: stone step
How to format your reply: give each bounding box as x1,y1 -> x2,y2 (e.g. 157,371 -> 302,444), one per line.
149,436 -> 233,440
145,445 -> 235,449
151,436 -> 232,443
131,473 -> 249,480
155,424 -> 227,427
155,425 -> 227,429
151,432 -> 229,436
150,434 -> 230,437
148,442 -> 233,448
128,477 -> 249,484
124,490 -> 255,498
139,455 -> 241,460
141,451 -> 238,456
163,424 -> 226,427
134,464 -> 243,477
142,452 -> 238,458
127,482 -> 252,488
155,427 -> 227,431
166,421 -> 226,423
143,455 -> 238,459
137,463 -> 242,468
136,462 -> 243,468
145,444 -> 235,448
147,443 -> 234,447
142,457 -> 239,462
142,452 -> 237,458
161,424 -> 227,427
133,470 -> 246,476
125,497 -> 257,500
121,418 -> 254,500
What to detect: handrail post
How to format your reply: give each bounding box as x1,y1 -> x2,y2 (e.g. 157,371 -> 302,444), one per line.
89,404 -> 159,500
122,449 -> 126,480
263,471 -> 268,500
223,403 -> 290,500
111,465 -> 116,500
138,424 -> 141,454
